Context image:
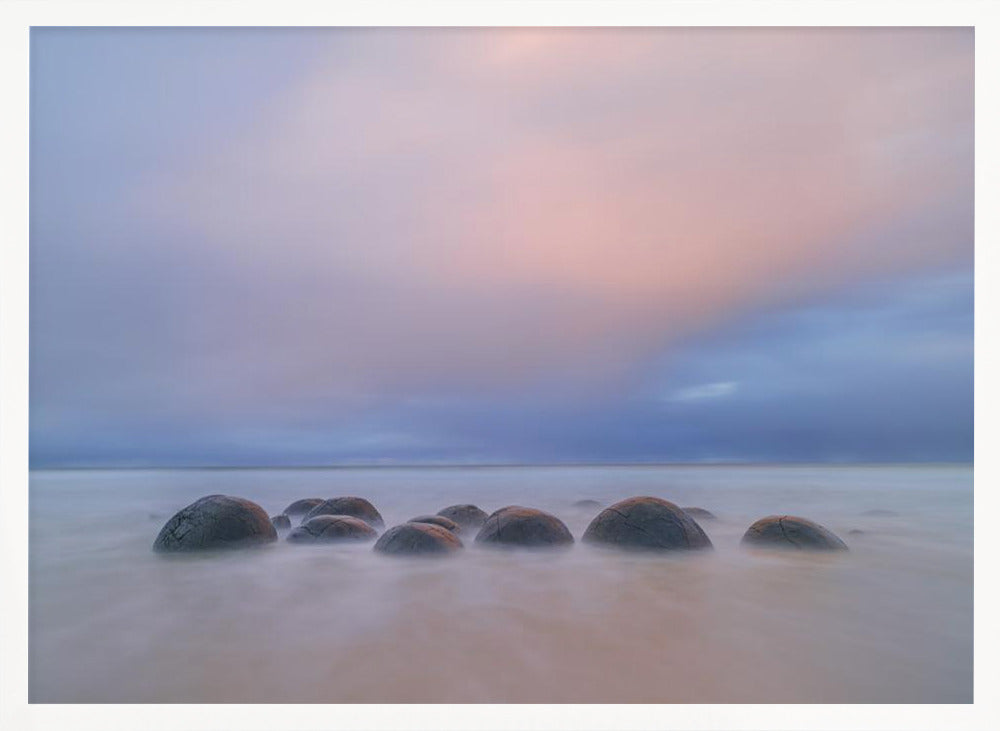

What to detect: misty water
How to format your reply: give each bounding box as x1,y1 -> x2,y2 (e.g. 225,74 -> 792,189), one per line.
29,465 -> 972,703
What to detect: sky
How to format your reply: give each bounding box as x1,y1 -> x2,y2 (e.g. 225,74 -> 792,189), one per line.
29,27 -> 974,467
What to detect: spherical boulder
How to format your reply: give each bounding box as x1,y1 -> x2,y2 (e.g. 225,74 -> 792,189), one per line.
373,523 -> 463,556
436,504 -> 489,530
408,514 -> 461,534
582,496 -> 712,551
153,494 -> 277,553
682,506 -> 717,520
741,515 -> 848,551
475,506 -> 574,548
282,498 -> 324,518
271,514 -> 292,532
288,515 -> 378,544
302,497 -> 384,528
573,499 -> 603,509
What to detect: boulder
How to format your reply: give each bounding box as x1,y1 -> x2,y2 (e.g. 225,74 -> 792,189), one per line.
582,496 -> 712,551
302,497 -> 384,528
682,506 -> 717,520
848,528 -> 865,536
475,506 -> 574,548
436,504 -> 489,530
282,498 -> 324,518
408,514 -> 461,533
153,494 -> 277,553
573,499 -> 603,509
287,515 -> 377,544
271,514 -> 292,532
741,515 -> 848,551
373,523 -> 463,556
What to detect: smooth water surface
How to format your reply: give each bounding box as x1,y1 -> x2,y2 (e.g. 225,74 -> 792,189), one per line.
29,465 -> 972,703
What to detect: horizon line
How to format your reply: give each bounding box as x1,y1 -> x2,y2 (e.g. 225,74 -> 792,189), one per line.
29,459 -> 974,472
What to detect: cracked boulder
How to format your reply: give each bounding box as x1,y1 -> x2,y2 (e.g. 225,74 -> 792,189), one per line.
408,514 -> 462,534
475,506 -> 574,548
741,515 -> 848,551
153,494 -> 277,552
682,507 -> 717,520
436,504 -> 489,531
582,496 -> 712,551
287,515 -> 378,544
302,497 -> 385,528
282,498 -> 324,518
373,523 -> 463,556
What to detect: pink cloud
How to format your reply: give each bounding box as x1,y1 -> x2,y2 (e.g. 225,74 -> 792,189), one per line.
140,28 -> 972,412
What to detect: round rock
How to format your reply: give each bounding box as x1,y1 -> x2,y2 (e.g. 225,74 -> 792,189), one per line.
288,515 -> 378,544
582,496 -> 712,551
573,499 -> 603,509
741,515 -> 848,551
408,514 -> 461,534
153,494 -> 277,553
302,497 -> 384,528
475,506 -> 574,548
373,523 -> 463,556
682,506 -> 717,520
282,498 -> 324,518
271,514 -> 292,532
436,504 -> 489,530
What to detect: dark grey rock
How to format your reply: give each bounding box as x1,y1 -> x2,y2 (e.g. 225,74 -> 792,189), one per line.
153,494 -> 277,553
573,499 -> 603,509
408,514 -> 462,534
302,497 -> 384,528
682,506 -> 717,520
860,509 -> 899,517
436,504 -> 489,530
287,515 -> 378,544
475,506 -> 574,548
741,515 -> 848,551
582,496 -> 712,552
373,523 -> 463,556
271,514 -> 292,531
282,498 -> 324,517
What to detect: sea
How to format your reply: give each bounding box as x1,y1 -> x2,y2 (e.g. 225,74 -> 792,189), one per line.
29,464 -> 973,703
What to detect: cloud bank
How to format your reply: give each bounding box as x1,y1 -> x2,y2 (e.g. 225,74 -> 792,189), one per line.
30,28 -> 973,465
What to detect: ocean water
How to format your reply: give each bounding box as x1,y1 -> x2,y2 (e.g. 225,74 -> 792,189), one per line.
29,465 -> 972,703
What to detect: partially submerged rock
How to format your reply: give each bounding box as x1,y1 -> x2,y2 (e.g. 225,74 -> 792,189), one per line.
373,523 -> 463,556
741,515 -> 848,551
573,499 -> 603,509
282,498 -> 324,518
288,515 -> 377,544
681,506 -> 716,520
302,497 -> 385,528
475,506 -> 574,548
582,496 -> 712,551
436,504 -> 489,530
153,495 -> 277,553
271,514 -> 292,532
408,514 -> 462,533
